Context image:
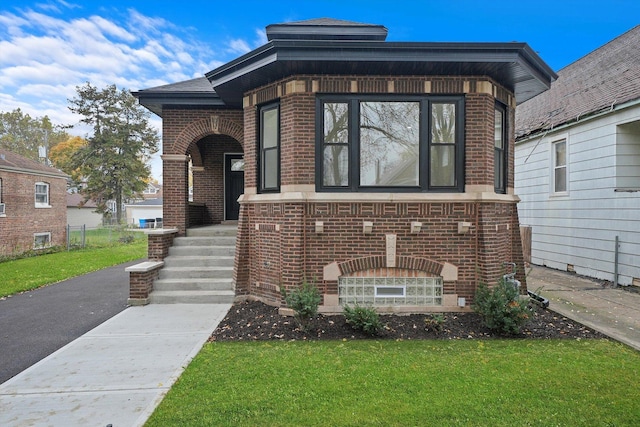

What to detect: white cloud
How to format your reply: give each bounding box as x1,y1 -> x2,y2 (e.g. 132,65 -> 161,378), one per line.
0,4 -> 259,181
228,38 -> 251,54
254,28 -> 268,46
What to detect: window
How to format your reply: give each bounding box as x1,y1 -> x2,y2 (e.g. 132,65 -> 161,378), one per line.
317,96 -> 464,192
339,276 -> 443,306
33,232 -> 51,249
615,120 -> 640,189
0,178 -> 4,216
143,185 -> 158,195
35,182 -> 50,207
494,104 -> 506,193
259,103 -> 280,192
552,139 -> 567,193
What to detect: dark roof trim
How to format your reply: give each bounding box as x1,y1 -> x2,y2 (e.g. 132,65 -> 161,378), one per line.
266,18 -> 388,41
132,91 -> 227,117
205,40 -> 557,107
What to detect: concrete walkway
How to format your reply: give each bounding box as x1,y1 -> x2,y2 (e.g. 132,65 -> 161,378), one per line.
0,303 -> 231,427
527,265 -> 640,351
2,265 -> 639,426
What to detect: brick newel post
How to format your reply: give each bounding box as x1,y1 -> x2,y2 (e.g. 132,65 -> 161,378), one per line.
161,154 -> 190,235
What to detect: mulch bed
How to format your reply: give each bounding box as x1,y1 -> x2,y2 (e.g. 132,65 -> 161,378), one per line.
210,300 -> 606,342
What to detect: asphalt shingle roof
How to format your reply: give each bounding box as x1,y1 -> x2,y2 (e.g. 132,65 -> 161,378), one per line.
0,149 -> 67,178
516,25 -> 640,139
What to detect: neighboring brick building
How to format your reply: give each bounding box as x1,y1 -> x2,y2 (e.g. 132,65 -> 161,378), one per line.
134,19 -> 556,311
0,149 -> 68,256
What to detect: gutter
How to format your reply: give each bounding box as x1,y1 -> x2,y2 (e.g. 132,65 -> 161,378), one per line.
516,97 -> 640,145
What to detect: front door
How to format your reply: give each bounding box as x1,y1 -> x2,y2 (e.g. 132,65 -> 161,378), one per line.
225,154 -> 244,220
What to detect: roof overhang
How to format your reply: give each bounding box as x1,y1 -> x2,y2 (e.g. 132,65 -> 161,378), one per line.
132,84 -> 225,117
134,29 -> 556,116
205,40 -> 556,107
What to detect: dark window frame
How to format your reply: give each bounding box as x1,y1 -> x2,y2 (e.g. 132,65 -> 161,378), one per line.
494,102 -> 507,194
316,94 -> 465,193
258,102 -> 280,193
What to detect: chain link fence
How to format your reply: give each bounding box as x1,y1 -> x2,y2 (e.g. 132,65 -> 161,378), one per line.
66,224 -> 144,250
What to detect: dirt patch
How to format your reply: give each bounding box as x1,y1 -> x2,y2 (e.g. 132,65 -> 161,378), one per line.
211,300 -> 606,341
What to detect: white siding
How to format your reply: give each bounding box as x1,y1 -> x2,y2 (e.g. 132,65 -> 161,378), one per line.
67,207 -> 103,228
516,103 -> 640,285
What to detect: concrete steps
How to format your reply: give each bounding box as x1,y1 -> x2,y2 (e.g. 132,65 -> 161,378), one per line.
149,225 -> 237,304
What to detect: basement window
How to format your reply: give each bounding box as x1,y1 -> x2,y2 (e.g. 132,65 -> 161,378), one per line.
375,285 -> 406,297
34,232 -> 51,249
339,276 -> 443,306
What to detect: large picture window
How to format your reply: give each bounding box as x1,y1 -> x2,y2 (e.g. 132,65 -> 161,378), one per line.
317,95 -> 464,192
259,103 -> 280,192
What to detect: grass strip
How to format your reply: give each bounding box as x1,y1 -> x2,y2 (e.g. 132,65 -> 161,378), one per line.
146,339 -> 640,427
0,238 -> 146,297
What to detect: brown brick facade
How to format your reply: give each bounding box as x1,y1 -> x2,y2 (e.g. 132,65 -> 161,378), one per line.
158,74 -> 526,310
0,169 -> 67,256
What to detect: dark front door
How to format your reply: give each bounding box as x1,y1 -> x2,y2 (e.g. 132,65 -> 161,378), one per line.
225,154 -> 244,220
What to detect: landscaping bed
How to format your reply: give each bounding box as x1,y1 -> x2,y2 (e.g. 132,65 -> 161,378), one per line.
211,299 -> 605,341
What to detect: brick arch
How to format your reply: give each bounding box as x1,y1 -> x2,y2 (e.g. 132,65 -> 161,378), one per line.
174,115 -> 244,155
186,141 -> 203,167
337,256 -> 446,277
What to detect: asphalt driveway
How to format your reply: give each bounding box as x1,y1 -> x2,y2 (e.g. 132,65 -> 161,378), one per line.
0,259 -> 142,384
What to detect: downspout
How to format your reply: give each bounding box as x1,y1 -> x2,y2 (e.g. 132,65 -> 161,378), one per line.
614,235 -> 619,287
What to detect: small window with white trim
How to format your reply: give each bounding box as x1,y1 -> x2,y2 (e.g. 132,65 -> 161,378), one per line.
552,139 -> 567,194
34,232 -> 51,249
35,182 -> 50,207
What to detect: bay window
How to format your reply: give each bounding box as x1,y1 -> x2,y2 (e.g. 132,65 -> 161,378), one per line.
317,95 -> 464,192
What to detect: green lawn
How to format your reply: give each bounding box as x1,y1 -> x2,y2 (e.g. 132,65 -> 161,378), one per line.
146,339 -> 640,427
0,236 -> 146,297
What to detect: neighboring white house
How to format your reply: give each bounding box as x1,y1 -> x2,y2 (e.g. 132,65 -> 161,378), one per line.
125,198 -> 163,228
515,25 -> 640,286
66,193 -> 103,228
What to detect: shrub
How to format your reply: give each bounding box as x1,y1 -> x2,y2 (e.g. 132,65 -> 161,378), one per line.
473,277 -> 531,335
424,314 -> 445,332
281,280 -> 321,331
343,305 -> 383,336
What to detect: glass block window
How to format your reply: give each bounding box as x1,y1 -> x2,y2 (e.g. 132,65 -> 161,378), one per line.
339,276 -> 443,306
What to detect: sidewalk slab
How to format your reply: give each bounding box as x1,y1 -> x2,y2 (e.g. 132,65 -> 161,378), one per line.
527,265 -> 640,352
0,303 -> 230,427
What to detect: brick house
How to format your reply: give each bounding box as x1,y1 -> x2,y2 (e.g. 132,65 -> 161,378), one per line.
134,18 -> 556,311
0,149 -> 68,256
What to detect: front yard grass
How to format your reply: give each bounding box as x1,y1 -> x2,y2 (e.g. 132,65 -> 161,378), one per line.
146,339 -> 640,427
0,236 -> 146,297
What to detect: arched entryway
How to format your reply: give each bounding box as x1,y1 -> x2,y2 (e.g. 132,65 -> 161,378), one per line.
189,134 -> 243,225
162,112 -> 244,234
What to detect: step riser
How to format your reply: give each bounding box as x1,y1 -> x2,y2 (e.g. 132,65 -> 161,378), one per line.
173,237 -> 236,247
151,225 -> 237,304
159,269 -> 233,279
163,257 -> 234,268
186,227 -> 238,238
168,247 -> 235,257
150,293 -> 236,304
154,280 -> 234,291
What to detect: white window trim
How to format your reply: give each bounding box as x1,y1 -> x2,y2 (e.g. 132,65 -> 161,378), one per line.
35,181 -> 51,208
33,232 -> 52,249
550,136 -> 569,196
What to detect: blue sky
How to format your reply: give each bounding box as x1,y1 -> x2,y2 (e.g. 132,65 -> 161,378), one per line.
1,0 -> 638,180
